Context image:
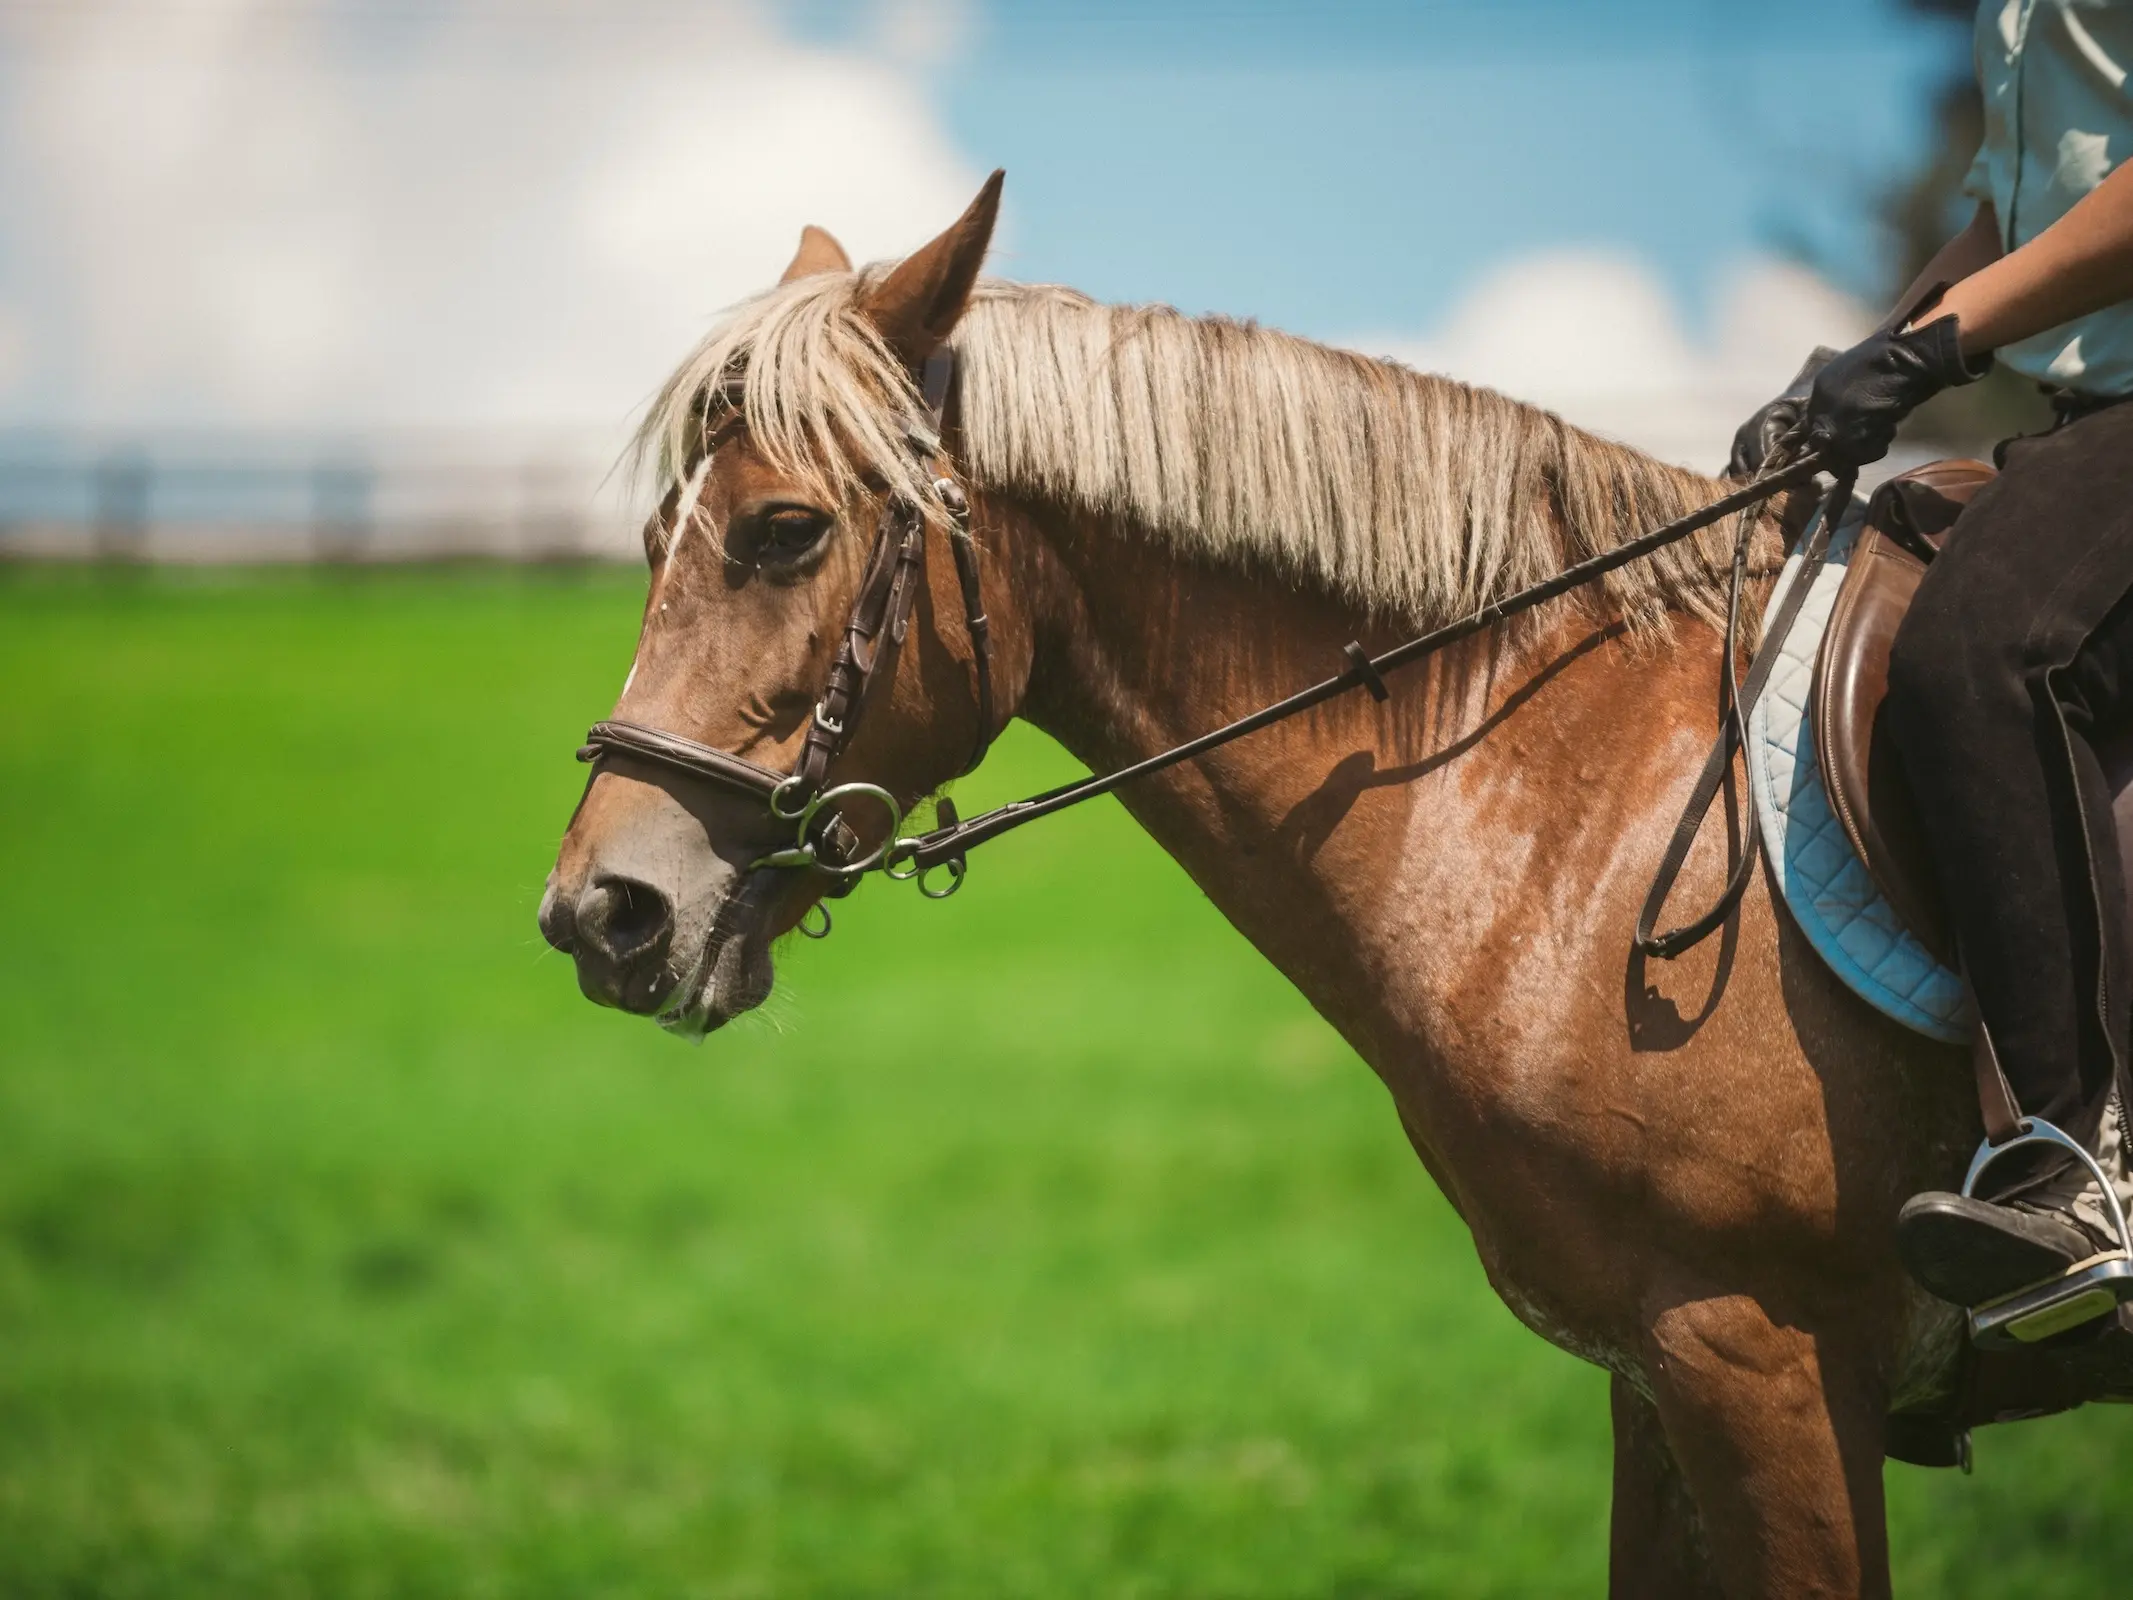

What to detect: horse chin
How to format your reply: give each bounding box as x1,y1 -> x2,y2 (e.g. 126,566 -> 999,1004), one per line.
657,878 -> 777,1040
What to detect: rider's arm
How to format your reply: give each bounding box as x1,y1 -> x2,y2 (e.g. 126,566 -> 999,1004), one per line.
1926,162 -> 2133,352
1788,177 -> 2133,469
1891,203 -> 2003,331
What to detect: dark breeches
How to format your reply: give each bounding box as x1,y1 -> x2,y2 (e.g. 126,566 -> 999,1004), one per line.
1882,399 -> 2133,1146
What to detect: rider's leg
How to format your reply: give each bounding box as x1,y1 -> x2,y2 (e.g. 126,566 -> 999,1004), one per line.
1889,572 -> 2133,1133
1879,399 -> 2133,1305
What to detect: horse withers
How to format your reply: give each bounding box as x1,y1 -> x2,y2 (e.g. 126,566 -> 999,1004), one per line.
545,174 -> 2021,1597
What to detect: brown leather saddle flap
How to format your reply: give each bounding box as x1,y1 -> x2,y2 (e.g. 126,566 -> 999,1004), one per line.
1811,461 -> 1998,969
1813,460 -> 2133,974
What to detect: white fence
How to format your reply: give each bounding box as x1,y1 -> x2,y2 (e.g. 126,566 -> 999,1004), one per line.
0,431 -> 642,562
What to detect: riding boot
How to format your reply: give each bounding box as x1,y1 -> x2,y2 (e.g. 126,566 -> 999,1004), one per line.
1897,1084 -> 2133,1309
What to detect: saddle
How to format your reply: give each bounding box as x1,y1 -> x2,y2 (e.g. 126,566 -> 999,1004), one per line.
1812,459 -> 2133,971
1812,460 -> 2133,1466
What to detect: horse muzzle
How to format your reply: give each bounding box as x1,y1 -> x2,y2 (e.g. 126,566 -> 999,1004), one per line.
539,871 -> 681,1015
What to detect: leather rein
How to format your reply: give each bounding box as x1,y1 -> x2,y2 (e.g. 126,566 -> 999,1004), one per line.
576,355 -> 1841,957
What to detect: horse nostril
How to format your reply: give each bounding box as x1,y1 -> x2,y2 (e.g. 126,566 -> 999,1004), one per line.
577,875 -> 675,966
538,881 -> 578,955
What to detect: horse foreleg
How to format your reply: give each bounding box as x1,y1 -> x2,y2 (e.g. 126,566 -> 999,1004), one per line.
1610,1373 -> 1725,1598
1640,1293 -> 1890,1599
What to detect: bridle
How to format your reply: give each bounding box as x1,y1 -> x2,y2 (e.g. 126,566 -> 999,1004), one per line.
577,350 -> 994,929
576,352 -> 1844,959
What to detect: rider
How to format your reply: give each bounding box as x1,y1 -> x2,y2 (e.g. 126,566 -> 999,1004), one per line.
1733,0 -> 2133,1318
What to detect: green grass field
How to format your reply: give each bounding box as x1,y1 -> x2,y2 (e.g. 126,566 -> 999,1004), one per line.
2,565 -> 2131,1597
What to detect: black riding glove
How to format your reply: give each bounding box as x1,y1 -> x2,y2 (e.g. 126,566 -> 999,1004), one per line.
1798,316 -> 1990,469
1728,346 -> 1840,479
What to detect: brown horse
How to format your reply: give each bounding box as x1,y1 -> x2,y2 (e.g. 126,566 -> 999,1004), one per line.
540,174 -> 1978,1597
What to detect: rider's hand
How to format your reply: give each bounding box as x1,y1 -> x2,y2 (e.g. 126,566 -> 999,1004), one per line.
1797,316 -> 1991,469
1728,346 -> 1840,479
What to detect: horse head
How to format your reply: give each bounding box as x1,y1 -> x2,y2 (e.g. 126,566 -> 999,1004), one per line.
539,173 -> 1008,1036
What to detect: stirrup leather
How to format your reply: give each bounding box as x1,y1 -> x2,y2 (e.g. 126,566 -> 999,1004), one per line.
1960,1119 -> 2133,1348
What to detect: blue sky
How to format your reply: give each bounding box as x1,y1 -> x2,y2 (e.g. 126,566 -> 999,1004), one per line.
913,0 -> 1967,338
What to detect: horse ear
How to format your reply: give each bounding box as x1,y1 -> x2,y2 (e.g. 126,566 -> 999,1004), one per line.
860,169 -> 1003,367
779,225 -> 852,284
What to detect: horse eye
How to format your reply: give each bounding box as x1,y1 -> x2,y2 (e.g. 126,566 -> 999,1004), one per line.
756,506 -> 831,561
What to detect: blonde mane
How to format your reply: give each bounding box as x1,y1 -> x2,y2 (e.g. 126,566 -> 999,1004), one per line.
642,269 -> 1761,636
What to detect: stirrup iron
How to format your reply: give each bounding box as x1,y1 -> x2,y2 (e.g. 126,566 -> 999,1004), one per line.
1960,1119 -> 2133,1348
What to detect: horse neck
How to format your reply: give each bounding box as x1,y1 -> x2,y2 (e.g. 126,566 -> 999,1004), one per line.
974,491 -> 1733,1048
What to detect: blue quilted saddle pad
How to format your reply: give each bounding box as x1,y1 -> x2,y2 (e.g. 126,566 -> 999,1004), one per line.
1743,501 -> 1968,1043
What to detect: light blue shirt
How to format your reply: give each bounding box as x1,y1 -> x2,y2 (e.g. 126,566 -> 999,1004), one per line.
1964,0 -> 2133,396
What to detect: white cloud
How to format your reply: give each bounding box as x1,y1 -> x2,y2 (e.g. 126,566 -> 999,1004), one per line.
1349,251 -> 1875,474
0,0 -> 980,436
